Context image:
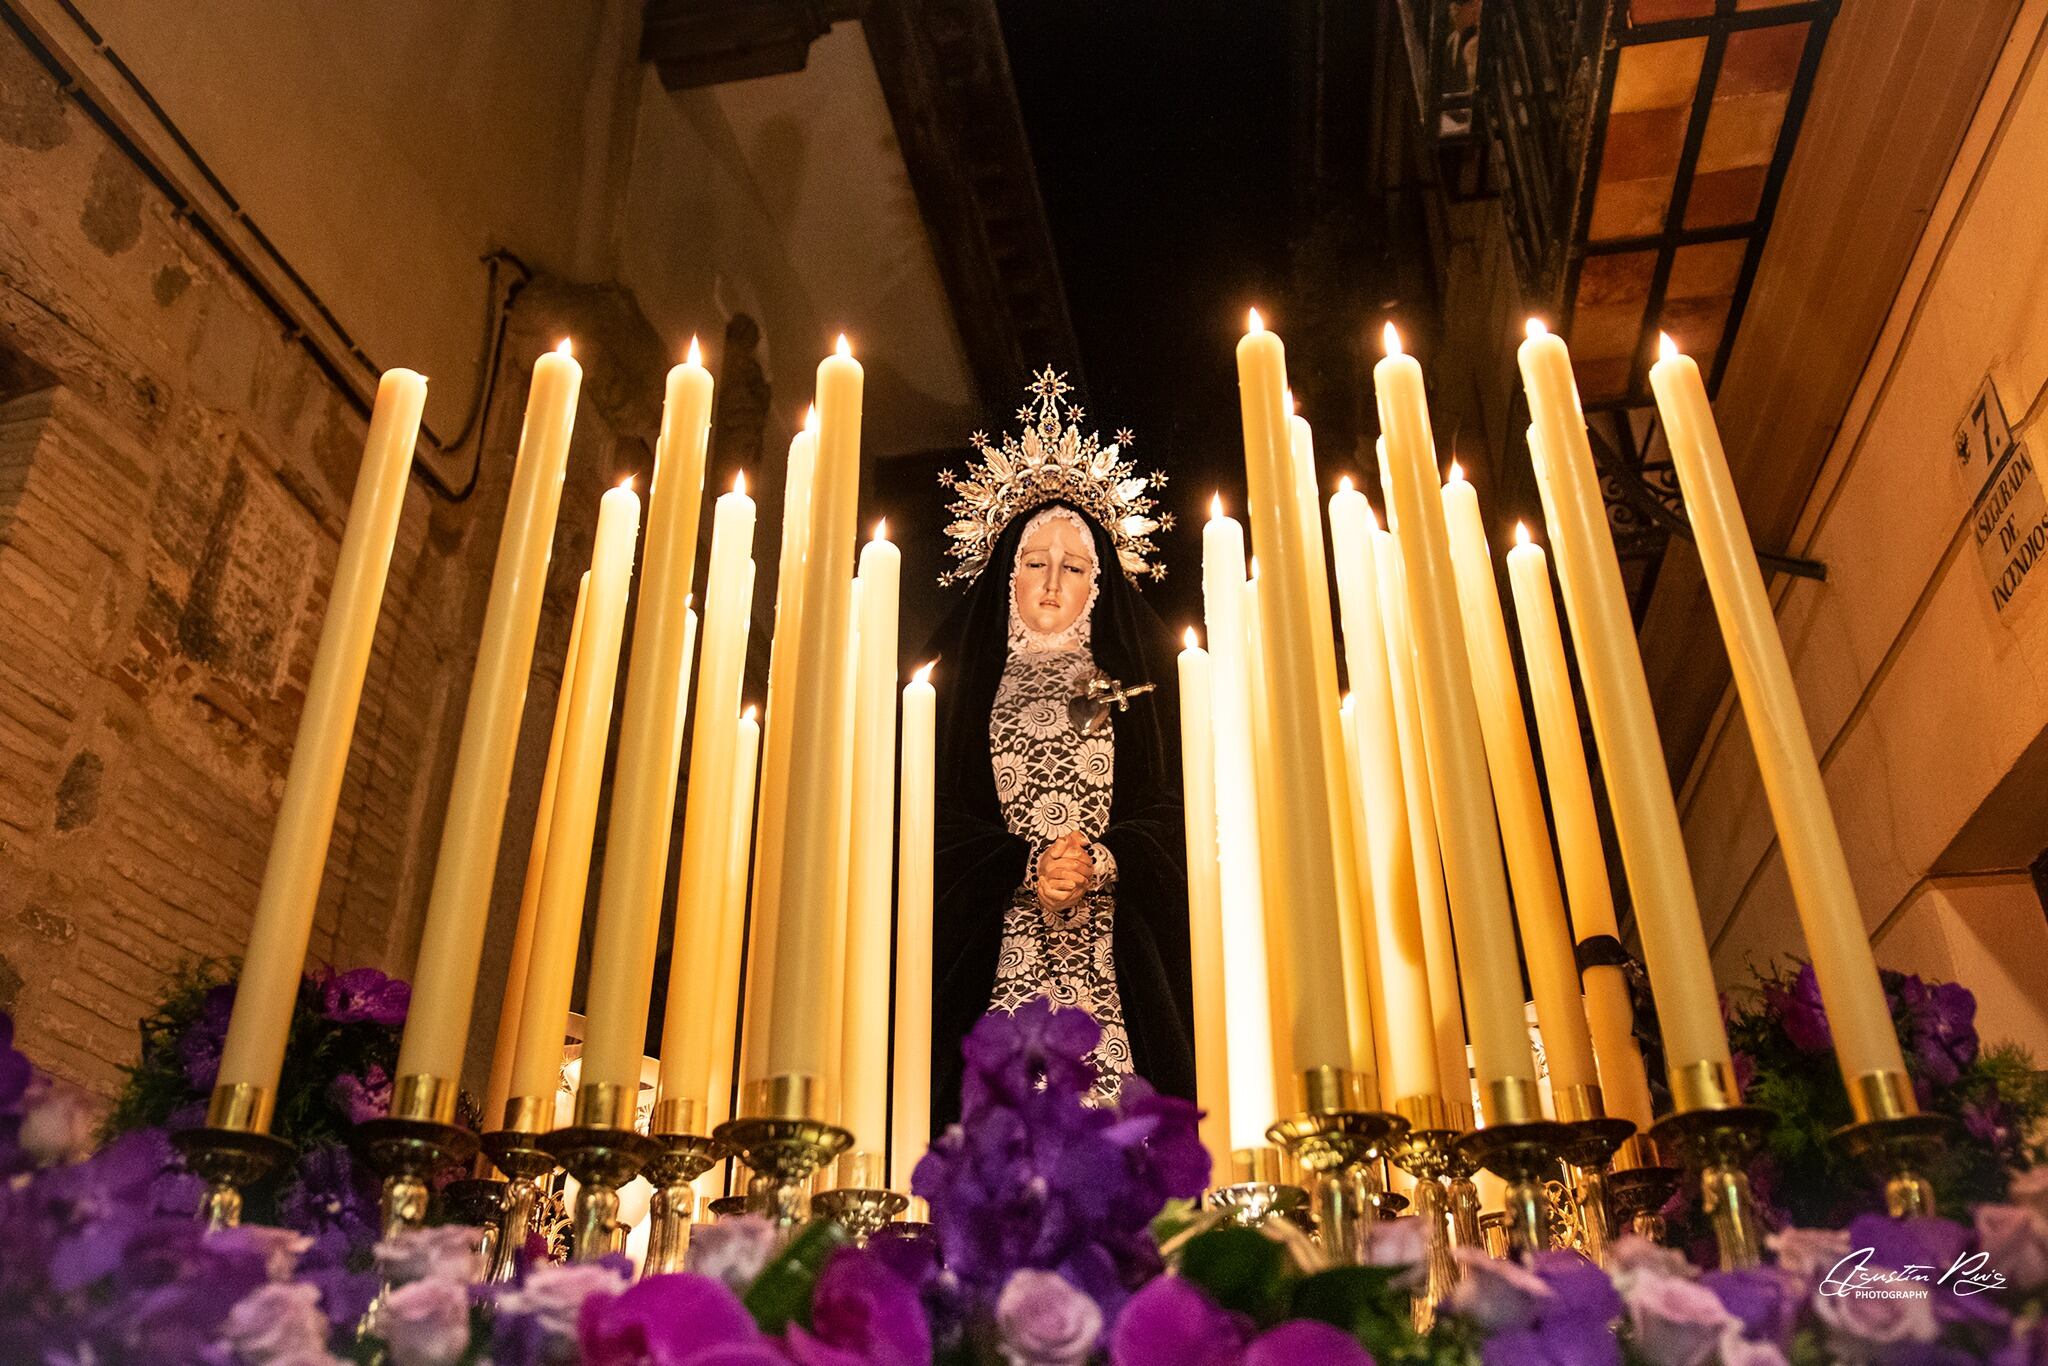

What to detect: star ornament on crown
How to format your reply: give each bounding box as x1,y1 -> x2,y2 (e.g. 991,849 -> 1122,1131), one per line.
938,366 -> 1173,587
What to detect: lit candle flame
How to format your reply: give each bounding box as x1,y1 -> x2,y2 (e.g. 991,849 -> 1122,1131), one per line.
1284,387 -> 1296,415
1382,321 -> 1403,357
619,475 -> 636,492
1249,556 -> 1260,579
743,704 -> 758,723
733,470 -> 748,496
1209,492 -> 1225,520
555,337 -> 574,357
874,518 -> 889,542
687,335 -> 702,366
835,334 -> 851,358
1183,626 -> 1199,651
1248,308 -> 1265,334
913,661 -> 935,685
1514,521 -> 1531,546
1525,317 -> 1548,340
804,404 -> 819,434
1448,459 -> 1464,483
1367,503 -> 1380,532
1338,475 -> 1354,494
1658,331 -> 1679,362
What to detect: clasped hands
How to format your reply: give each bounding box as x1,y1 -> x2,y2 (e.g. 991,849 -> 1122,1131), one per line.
1033,832 -> 1094,912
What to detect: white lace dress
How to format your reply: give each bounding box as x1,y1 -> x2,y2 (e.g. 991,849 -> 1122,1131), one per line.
985,645 -> 1132,1097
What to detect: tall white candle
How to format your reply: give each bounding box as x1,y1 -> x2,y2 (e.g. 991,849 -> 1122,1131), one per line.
398,345 -> 578,1117
891,665 -> 937,1189
1178,631 -> 1232,1166
1650,336 -> 1910,1111
1374,325 -> 1538,1121
213,369 -> 424,1131
1519,322 -> 1735,1105
704,707 -> 762,1136
1203,504 -> 1280,1150
842,530 -> 902,1155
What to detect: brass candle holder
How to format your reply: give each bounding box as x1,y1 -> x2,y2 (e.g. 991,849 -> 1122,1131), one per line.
1650,1061 -> 1776,1270
1832,1069 -> 1947,1219
542,1083 -> 661,1262
355,1075 -> 479,1238
1552,1083 -> 1635,1267
812,1149 -> 909,1245
639,1098 -> 729,1277
174,1083 -> 295,1230
713,1074 -> 851,1232
1605,1136 -> 1683,1243
1209,1145 -> 1309,1229
1453,1077 -> 1569,1258
707,1195 -> 750,1220
1265,1067 -> 1408,1266
1388,1096 -> 1465,1330
482,1100 -> 562,1282
442,1175 -> 509,1270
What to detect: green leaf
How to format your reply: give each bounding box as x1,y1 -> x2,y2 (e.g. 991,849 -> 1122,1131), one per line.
1290,1267 -> 1419,1360
743,1219 -> 847,1333
1150,1197 -> 1201,1245
1176,1226 -> 1293,1326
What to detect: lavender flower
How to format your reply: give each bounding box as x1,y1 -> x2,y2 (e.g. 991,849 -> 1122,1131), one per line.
1701,1268 -> 1801,1349
1447,1248 -> 1552,1332
1361,1215 -> 1426,1268
1607,1234 -> 1698,1292
19,1075 -> 96,1167
220,1281 -> 334,1362
686,1212 -> 781,1292
494,1259 -> 631,1363
1766,1225 -> 1850,1282
996,1268 -> 1102,1365
1974,1204 -> 2048,1293
382,1276 -> 478,1366
318,966 -> 411,1025
1810,1275 -> 1938,1355
1715,1328 -> 1790,1366
2012,1166 -> 2048,1220
376,1223 -> 484,1285
1622,1270 -> 1738,1366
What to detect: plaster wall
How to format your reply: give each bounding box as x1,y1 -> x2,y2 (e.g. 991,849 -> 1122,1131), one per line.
1674,12 -> 2048,1056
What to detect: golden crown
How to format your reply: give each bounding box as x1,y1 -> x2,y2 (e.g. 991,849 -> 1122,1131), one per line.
938,367 -> 1172,587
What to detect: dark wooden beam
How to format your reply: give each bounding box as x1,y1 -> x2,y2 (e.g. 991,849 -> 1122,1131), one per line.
641,0 -> 860,90
857,0 -> 1083,405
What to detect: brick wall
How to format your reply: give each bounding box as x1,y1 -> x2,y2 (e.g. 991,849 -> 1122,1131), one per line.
0,29 -> 669,1097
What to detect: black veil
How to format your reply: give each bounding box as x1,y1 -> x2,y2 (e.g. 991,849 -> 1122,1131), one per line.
917,498 -> 1194,1133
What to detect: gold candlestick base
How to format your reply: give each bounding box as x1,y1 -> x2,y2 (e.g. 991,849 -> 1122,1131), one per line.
352,1117 -> 481,1239
641,1134 -> 729,1278
1389,1118 -> 1465,1329
1208,1181 -> 1310,1229
1606,1161 -> 1682,1243
1561,1116 -> 1637,1266
539,1125 -> 661,1262
481,1129 -> 559,1281
812,1188 -> 910,1244
170,1127 -> 295,1230
1651,1105 -> 1775,1269
1832,1113 -> 1948,1220
708,1194 -> 750,1220
713,1116 -> 852,1232
442,1178 -> 509,1270
1455,1121 -> 1573,1259
1266,1107 -> 1408,1266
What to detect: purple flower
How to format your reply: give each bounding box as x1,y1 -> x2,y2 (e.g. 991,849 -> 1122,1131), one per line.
961,998 -> 1103,1112
382,1276 -> 475,1366
329,1063 -> 393,1125
220,1281 -> 333,1362
19,1076 -> 97,1167
376,1224 -> 483,1285
319,966 -> 411,1026
1107,1276 -> 1246,1366
1607,1235 -> 1698,1292
1846,1213 -> 1970,1281
1766,1225 -> 1850,1282
1622,1270 -> 1738,1366
214,1223 -> 314,1280
1362,1216 -> 1426,1268
578,1272 -> 760,1366
1764,965 -> 1832,1054
1964,1098 -> 2014,1146
2012,1168 -> 2048,1221
1701,1268 -> 1800,1348
278,1141 -> 379,1246
786,1246 -> 932,1366
686,1213 -> 781,1293
1715,1329 -> 1790,1366
1974,1204 -> 2048,1293
1243,1320 -> 1372,1366
996,1268 -> 1102,1365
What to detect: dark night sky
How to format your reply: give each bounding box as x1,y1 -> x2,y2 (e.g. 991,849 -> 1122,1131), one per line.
996,1 -> 1299,634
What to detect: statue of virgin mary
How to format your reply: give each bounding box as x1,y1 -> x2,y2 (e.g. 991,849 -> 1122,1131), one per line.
918,370 -> 1195,1133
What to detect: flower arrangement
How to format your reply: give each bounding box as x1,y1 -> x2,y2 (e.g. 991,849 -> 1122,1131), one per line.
5,966 -> 2048,1362
1702,962 -> 2048,1231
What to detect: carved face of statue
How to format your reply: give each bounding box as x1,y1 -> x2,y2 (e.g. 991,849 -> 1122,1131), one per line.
1012,513 -> 1097,639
